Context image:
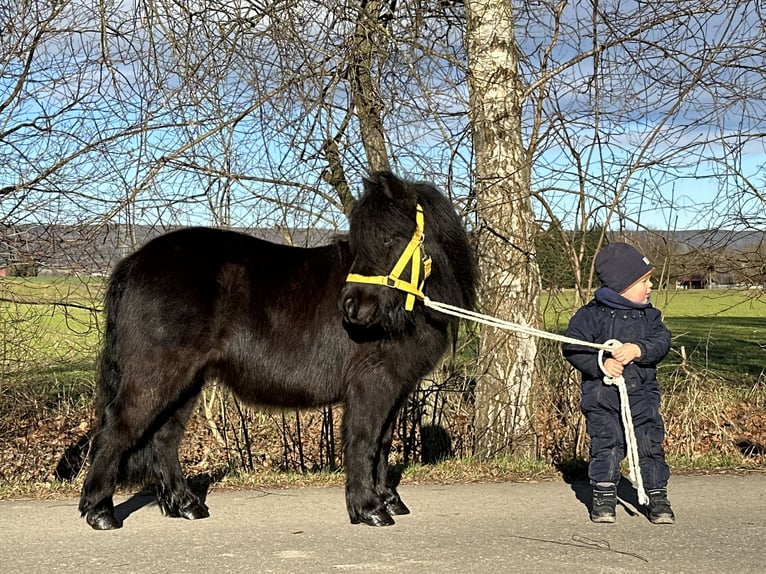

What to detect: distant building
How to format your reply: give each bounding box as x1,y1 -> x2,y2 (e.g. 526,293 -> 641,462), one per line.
678,274 -> 707,289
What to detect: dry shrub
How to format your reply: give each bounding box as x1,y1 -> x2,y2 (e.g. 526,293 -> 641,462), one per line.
0,376 -> 92,485
662,364 -> 766,463
532,339 -> 766,470
3,341 -> 765,490
531,340 -> 586,466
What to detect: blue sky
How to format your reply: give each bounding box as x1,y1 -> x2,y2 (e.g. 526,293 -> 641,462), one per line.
1,1 -> 763,234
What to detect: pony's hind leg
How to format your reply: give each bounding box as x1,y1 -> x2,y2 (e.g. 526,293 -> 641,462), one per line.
79,362 -> 202,530
152,383 -> 209,521
79,391 -> 156,530
78,417 -> 130,530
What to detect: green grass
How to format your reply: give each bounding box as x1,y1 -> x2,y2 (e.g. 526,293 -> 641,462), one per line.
654,291 -> 766,380
543,289 -> 766,384
1,276 -> 103,389
665,452 -> 755,472
665,315 -> 764,378
0,457 -> 561,500
3,278 -> 764,383
3,278 -> 764,387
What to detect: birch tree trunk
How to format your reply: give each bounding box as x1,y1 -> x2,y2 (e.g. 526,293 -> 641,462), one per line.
464,0 -> 542,458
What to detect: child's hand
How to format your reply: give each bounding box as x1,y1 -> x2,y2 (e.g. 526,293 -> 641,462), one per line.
603,357 -> 624,377
610,343 -> 642,365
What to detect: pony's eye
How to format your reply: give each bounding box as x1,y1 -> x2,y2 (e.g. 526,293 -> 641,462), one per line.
382,236 -> 394,246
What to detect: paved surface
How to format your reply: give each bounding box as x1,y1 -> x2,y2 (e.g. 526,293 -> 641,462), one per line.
1,474 -> 764,573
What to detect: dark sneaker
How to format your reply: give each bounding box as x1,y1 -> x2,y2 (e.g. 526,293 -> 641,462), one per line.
647,488 -> 675,524
591,486 -> 617,523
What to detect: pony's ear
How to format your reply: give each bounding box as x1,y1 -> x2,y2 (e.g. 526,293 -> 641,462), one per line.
361,174 -> 377,194
367,171 -> 412,203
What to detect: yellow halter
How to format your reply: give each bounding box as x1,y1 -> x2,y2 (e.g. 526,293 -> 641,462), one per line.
345,204 -> 432,311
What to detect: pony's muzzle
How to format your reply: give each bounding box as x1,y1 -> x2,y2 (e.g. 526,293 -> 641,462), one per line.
339,283 -> 376,326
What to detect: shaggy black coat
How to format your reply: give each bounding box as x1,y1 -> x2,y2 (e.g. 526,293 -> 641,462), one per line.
78,171 -> 476,530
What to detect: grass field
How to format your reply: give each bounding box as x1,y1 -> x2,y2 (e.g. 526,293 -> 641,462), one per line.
0,277 -> 103,395
542,288 -> 766,384
2,277 -> 765,385
0,277 -> 764,492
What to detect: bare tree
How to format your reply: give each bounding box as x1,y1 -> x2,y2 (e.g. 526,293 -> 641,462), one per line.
523,1 -> 766,293
2,0 -> 765,472
463,0 -> 542,457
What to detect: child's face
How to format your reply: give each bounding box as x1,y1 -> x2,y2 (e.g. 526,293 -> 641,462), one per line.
621,272 -> 653,304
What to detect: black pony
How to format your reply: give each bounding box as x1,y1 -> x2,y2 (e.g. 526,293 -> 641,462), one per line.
78,171 -> 476,530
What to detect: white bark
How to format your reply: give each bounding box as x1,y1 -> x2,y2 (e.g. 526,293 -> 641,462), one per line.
465,0 -> 542,457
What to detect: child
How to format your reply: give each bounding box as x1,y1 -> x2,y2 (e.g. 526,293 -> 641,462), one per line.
563,242 -> 674,524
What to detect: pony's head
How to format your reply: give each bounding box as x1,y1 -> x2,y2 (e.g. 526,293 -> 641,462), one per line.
339,171 -> 475,339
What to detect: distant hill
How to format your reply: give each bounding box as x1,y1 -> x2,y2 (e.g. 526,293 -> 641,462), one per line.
0,224 -> 340,276
658,229 -> 765,251
1,223 -> 762,277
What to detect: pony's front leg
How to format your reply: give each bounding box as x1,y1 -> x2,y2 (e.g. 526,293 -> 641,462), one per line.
342,392 -> 398,526
375,411 -> 410,517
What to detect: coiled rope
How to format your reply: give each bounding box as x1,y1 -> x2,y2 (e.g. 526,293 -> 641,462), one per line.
597,341 -> 649,505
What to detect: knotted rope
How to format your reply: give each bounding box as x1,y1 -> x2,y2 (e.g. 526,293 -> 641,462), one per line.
423,297 -> 648,505
597,341 -> 649,506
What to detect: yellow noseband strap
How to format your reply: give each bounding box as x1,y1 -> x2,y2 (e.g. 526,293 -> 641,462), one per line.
345,204 -> 432,311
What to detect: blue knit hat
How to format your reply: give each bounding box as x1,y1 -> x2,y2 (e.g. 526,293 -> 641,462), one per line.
595,242 -> 654,293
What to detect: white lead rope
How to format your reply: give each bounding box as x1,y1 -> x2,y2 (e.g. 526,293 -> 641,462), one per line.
423,296 -> 648,505
423,297 -> 619,351
598,341 -> 649,506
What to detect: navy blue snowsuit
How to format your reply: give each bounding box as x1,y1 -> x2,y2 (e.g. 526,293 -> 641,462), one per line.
563,287 -> 672,489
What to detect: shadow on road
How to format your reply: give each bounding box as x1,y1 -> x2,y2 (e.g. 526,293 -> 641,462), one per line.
114,492 -> 156,523
561,474 -> 647,521
113,473 -> 216,525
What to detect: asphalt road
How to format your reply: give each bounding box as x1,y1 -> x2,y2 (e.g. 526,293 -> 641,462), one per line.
1,474 -> 764,573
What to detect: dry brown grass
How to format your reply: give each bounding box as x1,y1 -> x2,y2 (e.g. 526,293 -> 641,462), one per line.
2,341 -> 764,501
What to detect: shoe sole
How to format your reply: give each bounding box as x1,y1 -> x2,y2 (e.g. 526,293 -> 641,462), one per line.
591,515 -> 616,523
650,515 -> 675,524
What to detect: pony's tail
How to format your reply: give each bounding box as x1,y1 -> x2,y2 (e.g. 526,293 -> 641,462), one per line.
94,259 -> 130,425
92,257 -> 153,484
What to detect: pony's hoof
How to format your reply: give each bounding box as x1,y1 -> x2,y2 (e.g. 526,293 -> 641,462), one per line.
86,511 -> 122,530
179,502 -> 210,520
385,498 -> 410,516
351,507 -> 395,527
